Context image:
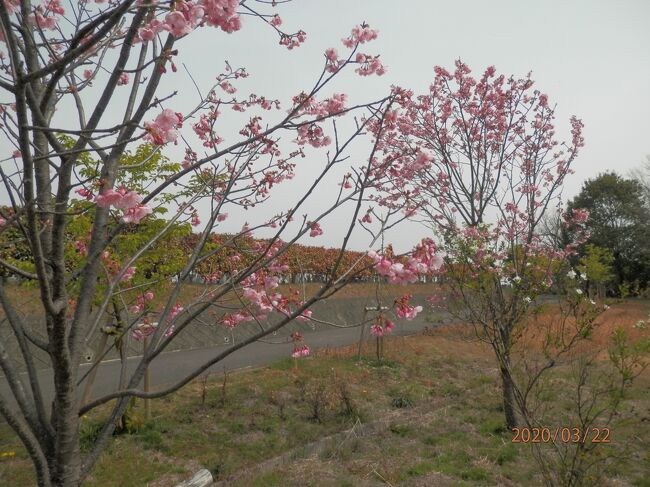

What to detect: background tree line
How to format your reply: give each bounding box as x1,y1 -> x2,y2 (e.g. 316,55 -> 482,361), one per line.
547,161 -> 650,297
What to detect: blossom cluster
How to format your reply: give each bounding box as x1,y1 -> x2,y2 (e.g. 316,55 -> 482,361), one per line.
368,62 -> 585,236
324,24 -> 385,76
290,331 -> 311,358
370,315 -> 395,337
342,23 -> 379,47
368,238 -> 443,285
94,187 -> 153,224
394,294 -> 423,320
144,109 -> 183,146
291,345 -> 311,358
219,247 -> 312,331
137,0 -> 240,41
130,291 -> 155,315
130,301 -> 183,341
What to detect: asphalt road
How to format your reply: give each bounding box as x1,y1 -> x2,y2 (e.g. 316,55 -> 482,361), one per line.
1,313 -> 442,409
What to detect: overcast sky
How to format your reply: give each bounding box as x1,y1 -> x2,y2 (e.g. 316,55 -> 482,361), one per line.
149,0 -> 649,251
4,0 -> 649,252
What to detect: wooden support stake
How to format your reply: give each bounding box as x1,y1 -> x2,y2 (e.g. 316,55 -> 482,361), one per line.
357,308 -> 369,360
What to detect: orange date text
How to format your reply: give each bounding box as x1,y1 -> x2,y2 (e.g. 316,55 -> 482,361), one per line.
511,427 -> 610,444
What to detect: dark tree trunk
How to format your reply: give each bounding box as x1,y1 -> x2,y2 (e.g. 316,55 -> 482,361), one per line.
500,364 -> 518,430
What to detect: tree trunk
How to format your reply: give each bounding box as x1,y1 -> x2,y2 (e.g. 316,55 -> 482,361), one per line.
500,364 -> 518,430
49,397 -> 82,486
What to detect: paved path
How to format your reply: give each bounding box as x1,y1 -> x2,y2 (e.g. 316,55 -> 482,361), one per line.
1,314 -> 443,409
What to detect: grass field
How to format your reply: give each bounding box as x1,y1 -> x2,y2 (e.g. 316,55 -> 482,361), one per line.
1,299 -> 649,486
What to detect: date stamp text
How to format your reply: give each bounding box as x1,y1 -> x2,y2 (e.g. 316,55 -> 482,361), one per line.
511,427 -> 610,444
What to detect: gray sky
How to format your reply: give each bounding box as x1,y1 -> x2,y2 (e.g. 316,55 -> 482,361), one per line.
154,0 -> 649,251
4,0 -> 648,252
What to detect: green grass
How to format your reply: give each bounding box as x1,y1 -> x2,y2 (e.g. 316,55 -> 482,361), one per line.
403,460 -> 436,478
1,330 -> 648,486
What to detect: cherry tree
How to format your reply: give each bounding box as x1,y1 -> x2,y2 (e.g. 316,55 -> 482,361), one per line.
0,2 -> 442,485
369,61 -> 589,428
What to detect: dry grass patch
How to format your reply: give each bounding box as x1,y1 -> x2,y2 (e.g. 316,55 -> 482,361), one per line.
1,300 -> 649,486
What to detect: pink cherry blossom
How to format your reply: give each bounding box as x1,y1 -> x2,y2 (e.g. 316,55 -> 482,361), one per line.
291,345 -> 310,358
95,189 -> 123,208
169,303 -> 184,320
164,11 -> 192,37
309,222 -> 323,237
394,295 -> 422,320
131,321 -> 157,341
122,204 -> 153,224
279,30 -> 306,50
368,239 -> 442,284
2,0 -> 20,14
569,208 -> 589,224
219,81 -> 236,94
75,188 -> 93,200
370,315 -> 395,337
121,266 -> 137,282
220,311 -> 253,328
342,23 -> 379,48
33,10 -> 58,30
113,188 -> 142,209
324,48 -> 341,73
95,187 -> 142,210
296,124 -> 330,147
296,310 -> 312,322
201,0 -> 241,32
143,109 -> 183,145
355,54 -> 385,77
138,20 -> 162,42
370,324 -> 384,336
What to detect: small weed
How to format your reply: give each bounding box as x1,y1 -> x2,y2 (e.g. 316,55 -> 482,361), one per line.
470,374 -> 494,387
461,466 -> 490,481
421,430 -> 461,447
334,376 -> 359,418
439,381 -> 462,397
389,423 -> 412,437
267,391 -> 289,420
135,423 -> 167,452
360,357 -> 400,369
391,396 -> 414,408
227,421 -> 246,434
326,437 -> 362,462
115,397 -> 144,434
248,470 -> 285,486
404,461 -> 436,478
176,410 -> 195,424
304,379 -> 335,422
494,443 -> 518,465
79,419 -> 104,453
270,357 -> 295,371
479,417 -> 507,435
208,461 -> 225,479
